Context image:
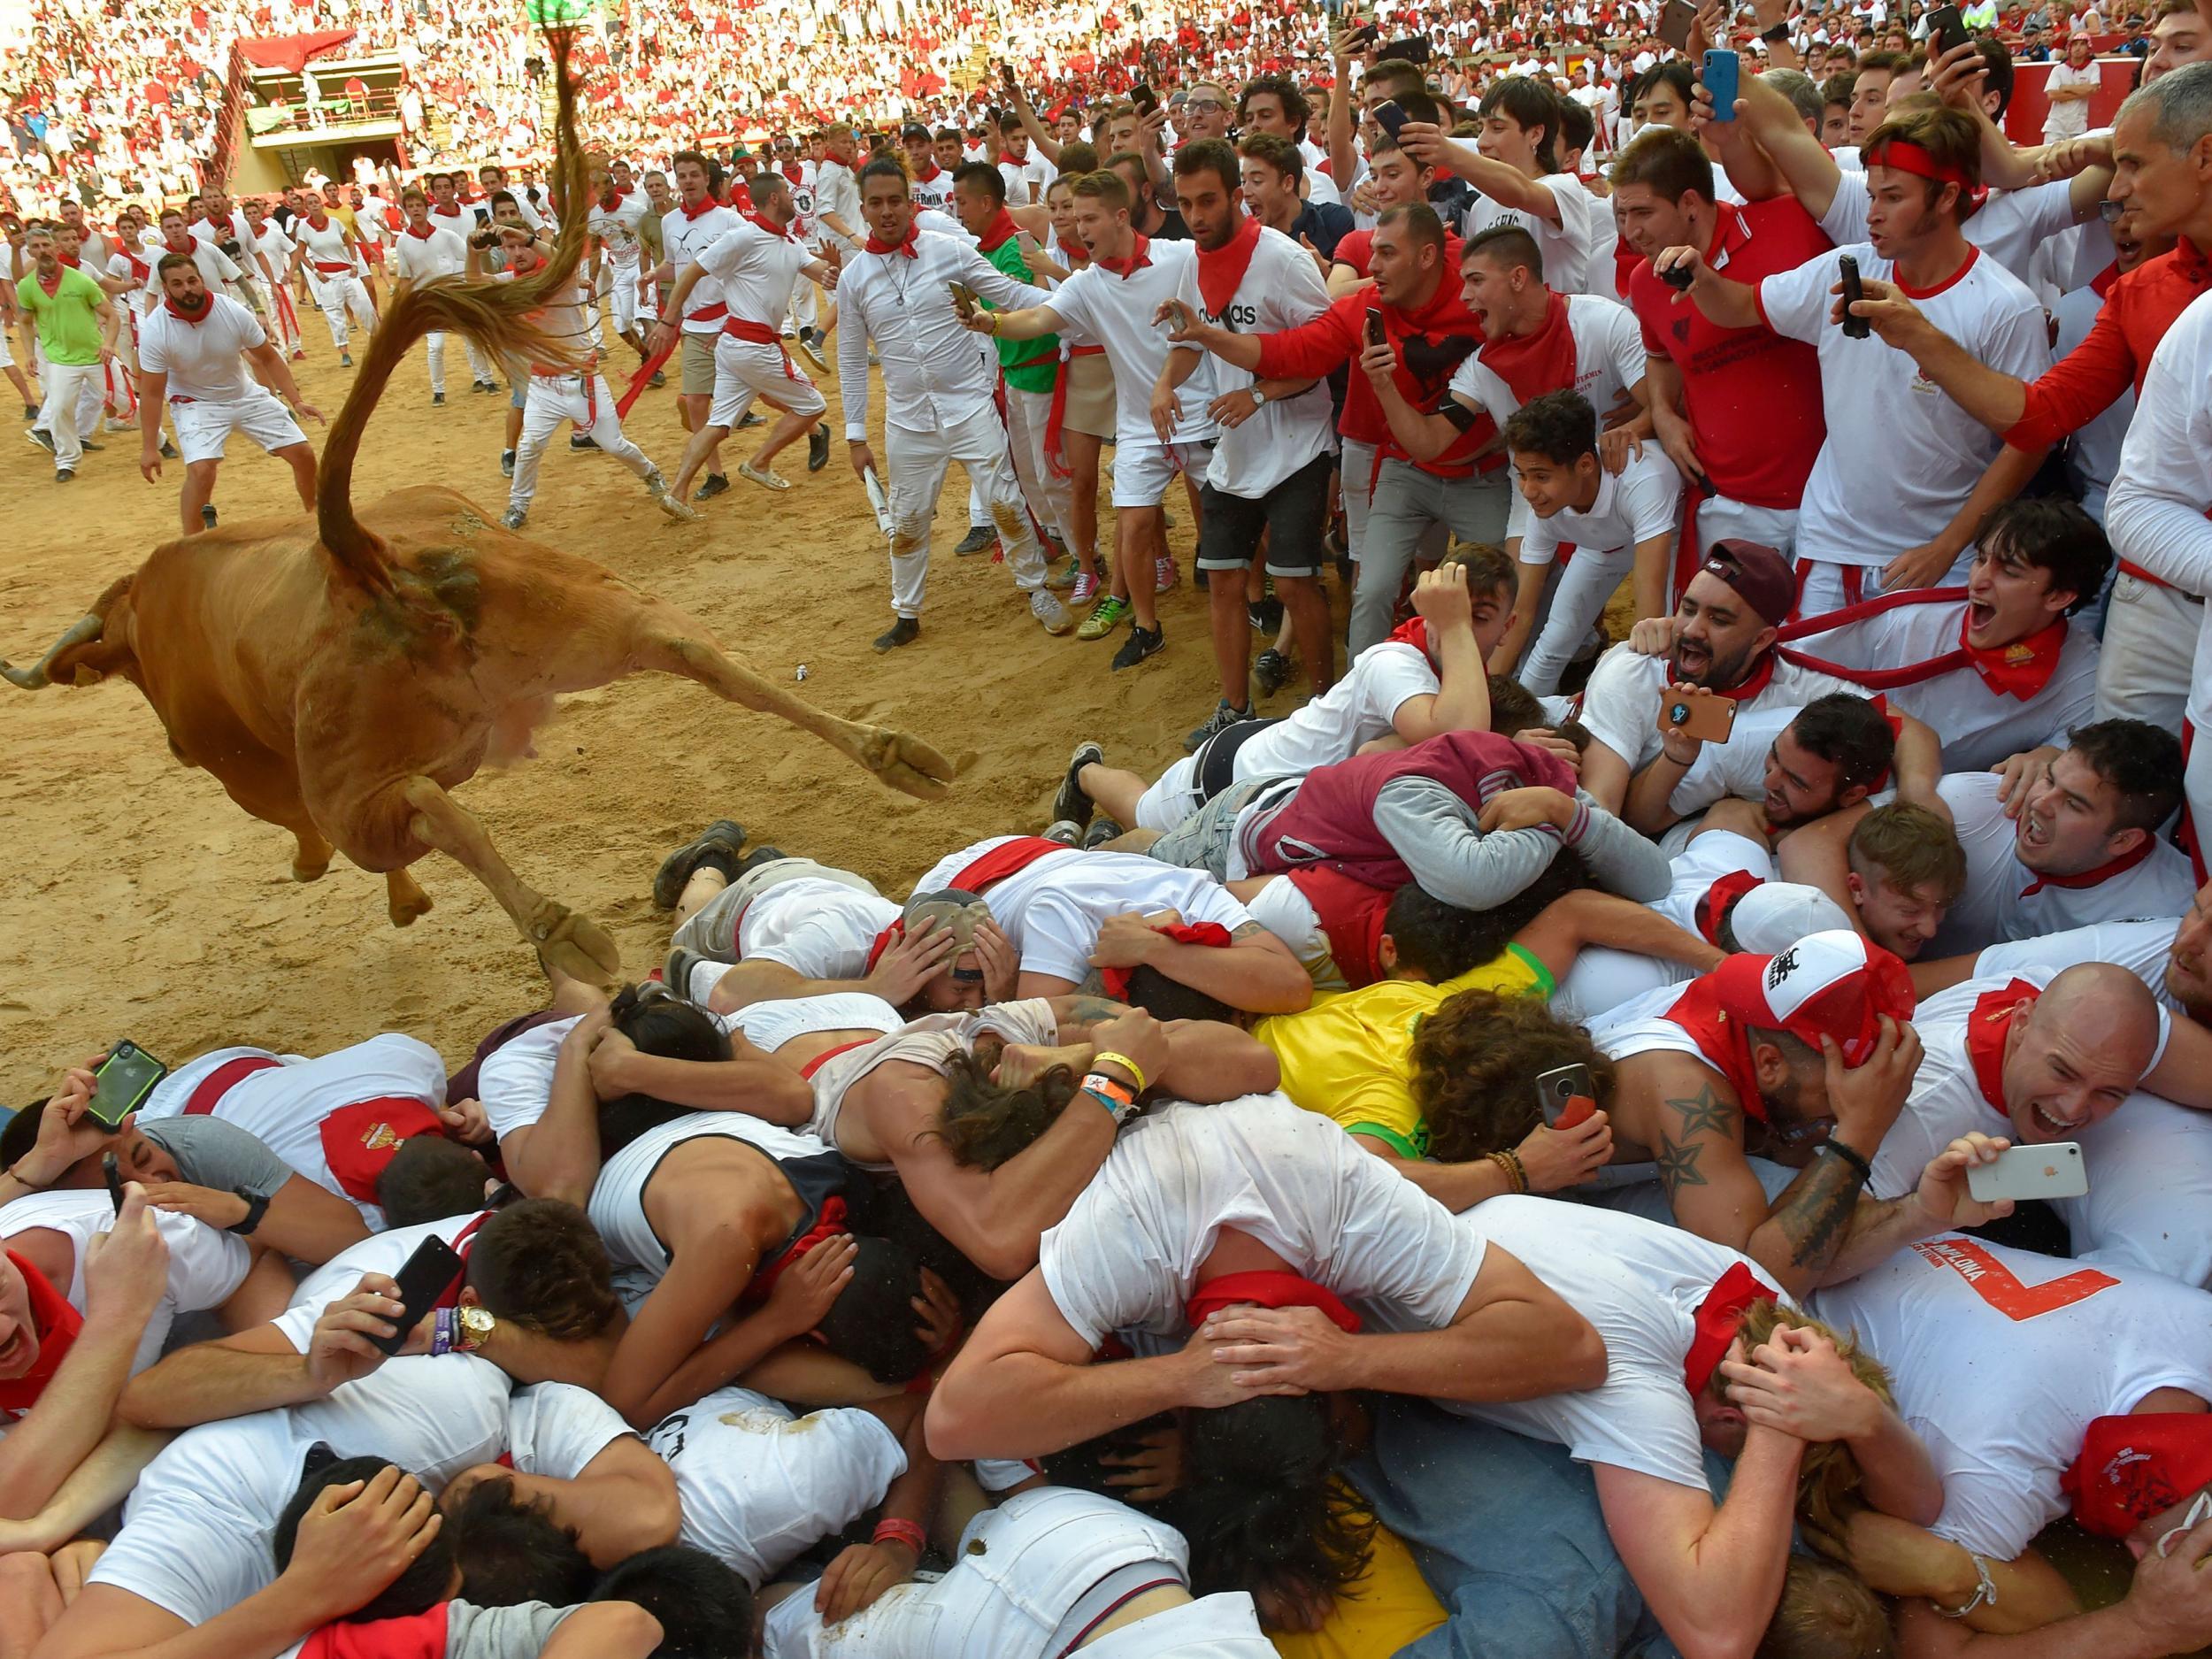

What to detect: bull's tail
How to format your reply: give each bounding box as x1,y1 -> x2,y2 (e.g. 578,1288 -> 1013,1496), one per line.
315,27 -> 595,598
1,572 -> 134,689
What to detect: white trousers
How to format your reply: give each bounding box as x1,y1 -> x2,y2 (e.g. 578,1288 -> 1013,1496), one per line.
508,372 -> 656,511
308,273 -> 376,347
1003,383 -> 1071,547
885,405 -> 1047,618
1517,541 -> 1640,696
2096,572 -> 2197,733
1793,547 -> 1973,620
607,261 -> 641,334
38,361 -> 100,469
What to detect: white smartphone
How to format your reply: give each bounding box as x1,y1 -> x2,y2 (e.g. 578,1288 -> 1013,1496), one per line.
1966,1141 -> 2087,1203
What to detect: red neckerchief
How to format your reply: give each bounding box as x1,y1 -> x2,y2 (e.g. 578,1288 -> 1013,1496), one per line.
975,207 -> 1021,253
747,211 -> 795,242
781,162 -> 804,185
866,220 -> 921,257
1476,286 -> 1577,406
597,191 -> 623,213
430,1211 -> 494,1312
1965,978 -> 2038,1114
1098,920 -> 1233,1001
305,213 -> 331,232
1386,616 -> 1432,657
1063,241 -> 1092,268
1708,649 -> 1778,703
915,162 -> 942,182
299,1601 -> 452,1659
996,151 -> 1023,166
1194,211 -> 1263,318
1694,869 -> 1765,947
1778,587 -> 2067,701
1662,973 -> 1770,1123
1094,232 -> 1152,277
1681,1262 -> 1777,1395
678,195 -> 718,221
0,1250 -> 85,1417
1187,1271 -> 1363,1333
35,268 -> 64,296
403,222 -> 437,240
742,1195 -> 850,1305
163,295 -> 212,324
2019,835 -> 2158,899
316,1097 -> 443,1204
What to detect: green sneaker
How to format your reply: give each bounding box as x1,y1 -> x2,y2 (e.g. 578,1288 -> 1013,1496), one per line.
1077,594 -> 1131,641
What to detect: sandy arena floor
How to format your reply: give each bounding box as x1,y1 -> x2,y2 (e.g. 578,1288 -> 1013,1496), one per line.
0,310 -> 1344,1080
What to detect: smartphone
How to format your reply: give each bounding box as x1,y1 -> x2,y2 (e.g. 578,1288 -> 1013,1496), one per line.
1661,688 -> 1738,743
103,1152 -> 125,1217
1967,1141 -> 2088,1203
1839,254 -> 1870,339
1353,21 -> 1381,45
1364,305 -> 1386,347
1000,62 -> 1018,90
1927,4 -> 1973,59
948,280 -> 979,318
1381,35 -> 1432,63
1661,257 -> 1696,291
1657,0 -> 1698,51
1371,99 -> 1409,143
1132,83 -> 1159,117
88,1041 -> 166,1128
1702,50 -> 1740,119
369,1234 -> 467,1356
1535,1064 -> 1599,1130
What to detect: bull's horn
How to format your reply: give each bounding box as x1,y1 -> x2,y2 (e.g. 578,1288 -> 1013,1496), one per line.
0,613 -> 104,689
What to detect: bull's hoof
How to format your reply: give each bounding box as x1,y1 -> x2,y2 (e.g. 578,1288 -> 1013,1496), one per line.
293,856 -> 332,883
387,873 -> 434,927
529,904 -> 622,987
864,728 -> 957,801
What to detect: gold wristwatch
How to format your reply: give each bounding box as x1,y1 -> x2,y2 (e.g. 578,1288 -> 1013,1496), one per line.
456,1306 -> 497,1352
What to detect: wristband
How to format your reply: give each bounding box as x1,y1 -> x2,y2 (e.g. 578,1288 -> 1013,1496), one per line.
227,1189 -> 271,1236
1487,1148 -> 1529,1194
1933,1553 -> 1997,1618
430,1307 -> 457,1357
1823,1136 -> 1874,1183
1760,20 -> 1792,42
1082,1071 -> 1136,1106
5,1161 -> 49,1191
1083,1083 -> 1141,1125
872,1517 -> 927,1555
1092,1050 -> 1148,1094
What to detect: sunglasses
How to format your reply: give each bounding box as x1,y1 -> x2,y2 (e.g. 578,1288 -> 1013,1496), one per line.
2098,198 -> 2127,225
1184,98 -> 1226,112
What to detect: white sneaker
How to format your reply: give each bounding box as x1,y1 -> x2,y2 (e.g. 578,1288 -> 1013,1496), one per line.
1031,589 -> 1074,635
647,472 -> 698,522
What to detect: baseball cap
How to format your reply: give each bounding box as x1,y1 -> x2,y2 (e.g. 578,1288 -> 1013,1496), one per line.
1728,883 -> 1855,955
1701,539 -> 1797,628
901,889 -> 993,948
1701,928 -> 1916,1066
2064,1415 -> 2212,1538
900,121 -> 932,142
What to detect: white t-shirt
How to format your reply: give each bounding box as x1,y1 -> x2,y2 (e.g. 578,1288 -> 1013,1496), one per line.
733,879 -> 899,977
477,1016 -> 583,1140
696,219 -> 814,331
908,167 -> 957,213
504,1379 -> 634,1480
1236,639 -> 1440,776
388,223 -> 470,283
1520,443 -> 1680,566
1452,1195 -> 1787,1492
1039,1094 -> 1486,1357
644,1384 -> 906,1586
1046,244 -> 1219,445
136,292 -> 267,403
1463,172 -> 1596,294
1928,771 -> 2200,957
2041,60 -> 2101,142
1782,595 -> 2100,773
1975,918 -> 2183,1012
1756,243 -> 2051,569
270,1211 -> 490,1352
808,1002 -> 1061,1167
144,238 -> 243,304
664,203 -> 746,331
912,838 -> 1256,987
1449,292 -> 1647,430
1577,641 -> 1856,776
1171,224 -> 1335,498
293,218 -> 358,276
0,1190 -> 250,1392
1554,828 -> 1777,1021
1820,171 -> 2082,290
1809,1235 -> 2212,1559
587,193 -> 649,268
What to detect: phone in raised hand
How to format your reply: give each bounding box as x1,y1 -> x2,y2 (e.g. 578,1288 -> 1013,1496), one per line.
88,1041 -> 166,1128
1967,1142 -> 2088,1204
1660,687 -> 1737,743
1371,99 -> 1409,143
368,1235 -> 467,1356
1701,50 -> 1740,120
1838,254 -> 1870,339
1535,1064 -> 1599,1130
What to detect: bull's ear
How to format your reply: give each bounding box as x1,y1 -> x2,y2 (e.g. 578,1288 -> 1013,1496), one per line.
70,665 -> 105,686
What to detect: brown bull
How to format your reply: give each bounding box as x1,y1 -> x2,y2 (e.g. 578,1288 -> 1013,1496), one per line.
0,42 -> 953,983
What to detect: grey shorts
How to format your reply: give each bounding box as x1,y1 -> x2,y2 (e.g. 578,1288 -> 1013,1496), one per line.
1145,776 -> 1287,883
669,856 -> 882,959
680,331 -> 718,396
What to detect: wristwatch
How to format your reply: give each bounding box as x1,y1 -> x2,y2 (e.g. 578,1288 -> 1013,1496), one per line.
227,1189 -> 270,1236
1248,386 -> 1268,407
456,1306 -> 497,1352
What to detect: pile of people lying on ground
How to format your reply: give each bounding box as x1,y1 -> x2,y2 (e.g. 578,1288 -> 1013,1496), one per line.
6,528 -> 2212,1659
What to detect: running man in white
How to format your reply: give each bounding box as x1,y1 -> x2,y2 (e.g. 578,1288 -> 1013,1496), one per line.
135,252 -> 322,537
649,171 -> 836,502
388,186 -> 472,405
587,163 -> 652,376
288,198 -> 376,365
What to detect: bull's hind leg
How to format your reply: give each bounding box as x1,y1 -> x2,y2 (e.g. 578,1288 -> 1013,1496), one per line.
640,629 -> 956,801
398,776 -> 620,985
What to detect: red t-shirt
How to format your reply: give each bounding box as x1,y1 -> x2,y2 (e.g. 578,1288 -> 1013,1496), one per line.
1626,196 -> 1832,510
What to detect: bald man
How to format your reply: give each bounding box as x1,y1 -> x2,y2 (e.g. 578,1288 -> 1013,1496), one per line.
1868,962 -> 2174,1203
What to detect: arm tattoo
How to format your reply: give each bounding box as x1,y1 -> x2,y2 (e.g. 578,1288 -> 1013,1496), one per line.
1055,992 -> 1131,1031
1663,1086 -> 1734,1141
1655,1136 -> 1708,1194
1770,1147 -> 1865,1271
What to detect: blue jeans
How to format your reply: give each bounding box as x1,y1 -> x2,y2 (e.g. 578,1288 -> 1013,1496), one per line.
1349,1401 -> 1713,1659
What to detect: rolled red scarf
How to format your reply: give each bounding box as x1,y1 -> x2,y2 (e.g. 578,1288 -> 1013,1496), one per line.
1187,1269 -> 1363,1333
1097,919 -> 1233,1001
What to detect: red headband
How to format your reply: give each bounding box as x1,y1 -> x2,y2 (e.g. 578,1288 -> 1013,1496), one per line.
1865,139 -> 1975,191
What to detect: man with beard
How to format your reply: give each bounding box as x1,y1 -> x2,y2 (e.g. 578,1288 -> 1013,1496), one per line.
136,252 -> 321,534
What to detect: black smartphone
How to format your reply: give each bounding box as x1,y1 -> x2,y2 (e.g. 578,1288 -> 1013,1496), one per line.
1000,62 -> 1018,91
88,1041 -> 166,1128
1364,305 -> 1386,347
369,1235 -> 466,1356
1838,254 -> 1870,339
1372,99 -> 1409,142
103,1152 -> 125,1216
1661,257 -> 1695,291
1132,83 -> 1159,117
1928,4 -> 1973,59
1381,35 -> 1432,62
1351,19 -> 1381,45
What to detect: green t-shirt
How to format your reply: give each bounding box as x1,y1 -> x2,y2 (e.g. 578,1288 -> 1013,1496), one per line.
16,266 -> 106,365
979,236 -> 1059,395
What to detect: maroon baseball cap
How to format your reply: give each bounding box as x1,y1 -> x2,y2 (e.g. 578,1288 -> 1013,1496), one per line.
1701,540 -> 1796,628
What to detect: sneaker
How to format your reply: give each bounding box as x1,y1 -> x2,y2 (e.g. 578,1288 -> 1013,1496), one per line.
953,525 -> 996,557
472,380 -> 493,394
1080,814 -> 1125,849
340,350 -> 353,366
695,472 -> 730,500
1030,588 -> 1074,635
647,471 -> 699,522
22,403 -> 38,419
160,438 -> 179,460
76,439 -> 103,451
502,506 -> 527,529
651,818 -> 749,909
1076,594 -> 1129,641
1054,741 -> 1103,829
1184,698 -> 1255,753
432,391 -> 446,406
733,843 -> 787,875
739,411 -> 765,429
806,328 -> 827,354
791,335 -> 828,375
569,433 -> 600,452
1042,818 -> 1083,847
873,616 -> 920,653
1154,555 -> 1179,595
201,503 -> 219,530
647,369 -> 666,388
1111,625 -> 1164,671
737,460 -> 790,492
1070,570 -> 1099,607
807,422 -> 831,472
53,466 -> 74,482
664,946 -> 710,1002
500,449 -> 516,478
1248,595 -> 1284,633
1253,647 -> 1295,699
26,427 -> 53,455
1045,559 -> 1079,591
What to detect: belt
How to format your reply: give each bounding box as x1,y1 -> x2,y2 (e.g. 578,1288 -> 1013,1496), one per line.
311,259 -> 352,274
2118,558 -> 2203,600
688,301 -> 728,324
721,318 -> 780,344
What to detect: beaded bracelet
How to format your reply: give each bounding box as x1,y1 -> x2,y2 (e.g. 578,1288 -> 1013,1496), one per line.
873,1517 -> 927,1555
1487,1148 -> 1529,1194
